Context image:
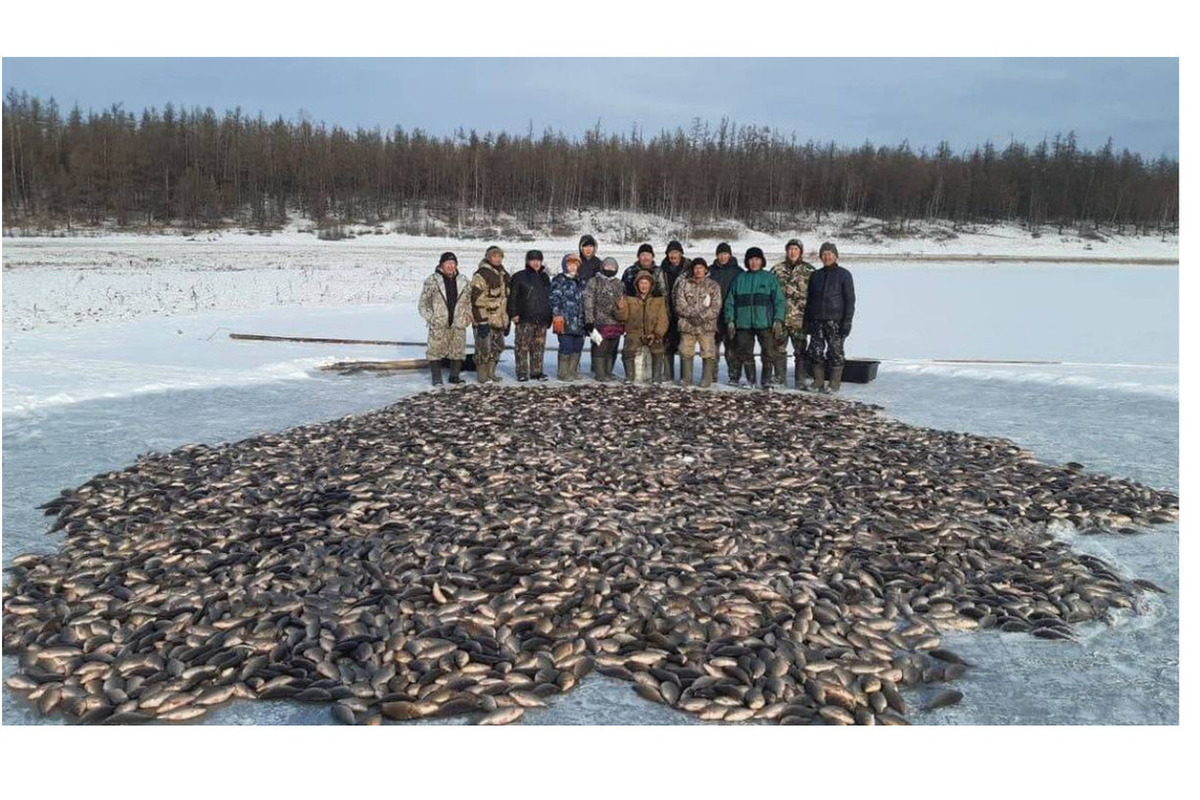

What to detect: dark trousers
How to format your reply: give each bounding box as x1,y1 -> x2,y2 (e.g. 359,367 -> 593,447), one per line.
558,333 -> 585,354
591,336 -> 619,361
716,323 -> 740,378
735,328 -> 776,375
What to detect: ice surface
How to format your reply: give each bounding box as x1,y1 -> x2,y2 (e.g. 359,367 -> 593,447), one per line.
1,252 -> 1178,725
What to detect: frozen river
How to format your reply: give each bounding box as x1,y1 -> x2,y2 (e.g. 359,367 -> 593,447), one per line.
1,260 -> 1178,724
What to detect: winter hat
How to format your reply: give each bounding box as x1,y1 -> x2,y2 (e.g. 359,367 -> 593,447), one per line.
666,240 -> 684,255
637,243 -> 655,257
562,252 -> 582,272
716,242 -> 732,256
439,251 -> 457,265
691,257 -> 709,272
819,241 -> 838,258
601,257 -> 620,273
526,249 -> 544,263
485,245 -> 504,259
745,246 -> 765,265
785,238 -> 803,252
635,270 -> 654,290
579,234 -> 597,249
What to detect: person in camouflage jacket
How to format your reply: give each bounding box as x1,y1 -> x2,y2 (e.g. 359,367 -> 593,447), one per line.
418,251 -> 474,385
469,245 -> 511,383
771,238 -> 817,389
673,257 -> 722,388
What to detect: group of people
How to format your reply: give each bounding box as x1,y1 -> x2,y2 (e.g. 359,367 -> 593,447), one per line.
417,234 -> 856,392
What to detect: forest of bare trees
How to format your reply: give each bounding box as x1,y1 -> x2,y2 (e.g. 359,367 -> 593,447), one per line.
2,90 -> 1179,236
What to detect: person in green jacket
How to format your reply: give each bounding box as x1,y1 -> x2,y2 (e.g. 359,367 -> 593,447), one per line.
723,246 -> 785,389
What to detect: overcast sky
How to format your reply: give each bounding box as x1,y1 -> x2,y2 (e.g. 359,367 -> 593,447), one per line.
2,57 -> 1179,157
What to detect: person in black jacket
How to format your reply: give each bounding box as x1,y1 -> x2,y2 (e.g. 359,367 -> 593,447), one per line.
509,249 -> 553,381
578,234 -> 603,283
660,240 -> 691,381
708,242 -> 743,385
804,241 -> 856,393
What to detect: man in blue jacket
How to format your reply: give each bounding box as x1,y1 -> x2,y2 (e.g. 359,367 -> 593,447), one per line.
804,241 -> 856,393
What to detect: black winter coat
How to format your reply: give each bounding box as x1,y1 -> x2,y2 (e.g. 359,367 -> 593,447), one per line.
709,258 -> 744,304
508,266 -> 553,326
804,264 -> 856,326
578,254 -> 603,283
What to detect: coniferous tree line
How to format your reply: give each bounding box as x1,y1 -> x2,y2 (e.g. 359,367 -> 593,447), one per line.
3,89 -> 1179,236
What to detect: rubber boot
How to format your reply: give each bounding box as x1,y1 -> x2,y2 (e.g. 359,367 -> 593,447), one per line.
830,366 -> 844,394
430,361 -> 444,386
448,360 -> 463,384
476,361 -> 490,384
557,352 -> 568,381
491,361 -> 503,382
569,353 -> 582,381
599,356 -> 613,382
794,355 -> 807,391
623,355 -> 637,383
679,356 -> 694,387
651,354 -> 666,384
725,350 -> 740,387
774,351 -> 788,388
760,357 -> 774,389
813,363 -> 827,394
700,358 -> 715,388
744,360 -> 757,388
665,355 -> 675,382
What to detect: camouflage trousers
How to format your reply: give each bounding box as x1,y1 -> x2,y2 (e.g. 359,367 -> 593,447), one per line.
473,325 -> 507,366
773,325 -> 807,382
678,331 -> 716,360
806,319 -> 846,367
514,322 -> 548,379
427,324 -> 468,360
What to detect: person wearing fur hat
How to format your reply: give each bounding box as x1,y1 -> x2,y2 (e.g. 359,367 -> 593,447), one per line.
508,249 -> 553,381
615,269 -> 669,383
551,253 -> 587,381
723,246 -> 785,388
583,257 -> 625,382
709,242 -> 744,385
469,245 -> 510,383
771,238 -> 817,389
417,252 -> 474,386
804,242 -> 856,393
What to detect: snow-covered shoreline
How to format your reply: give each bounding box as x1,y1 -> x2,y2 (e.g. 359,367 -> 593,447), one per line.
0,217 -> 1179,333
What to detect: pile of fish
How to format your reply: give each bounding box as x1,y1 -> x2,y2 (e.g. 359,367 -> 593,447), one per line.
2,385 -> 1178,725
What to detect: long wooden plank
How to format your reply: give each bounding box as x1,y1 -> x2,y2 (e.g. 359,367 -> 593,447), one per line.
230,333 -> 423,346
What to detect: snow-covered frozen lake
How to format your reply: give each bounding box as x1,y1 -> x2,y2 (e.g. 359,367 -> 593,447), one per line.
1,246 -> 1178,725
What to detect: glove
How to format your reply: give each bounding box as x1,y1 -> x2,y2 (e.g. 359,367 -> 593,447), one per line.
840,320 -> 852,338
771,321 -> 783,338
583,323 -> 595,335
727,322 -> 737,340
476,323 -> 491,340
